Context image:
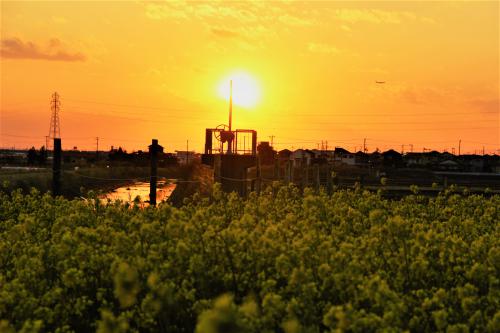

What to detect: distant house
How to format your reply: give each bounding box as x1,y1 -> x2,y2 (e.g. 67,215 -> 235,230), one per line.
278,149 -> 292,162
291,149 -> 314,167
404,152 -> 431,168
460,155 -> 485,172
425,151 -> 443,164
309,149 -> 323,159
438,160 -> 462,171
382,149 -> 403,168
354,151 -> 369,167
334,147 -> 355,166
175,150 -> 195,164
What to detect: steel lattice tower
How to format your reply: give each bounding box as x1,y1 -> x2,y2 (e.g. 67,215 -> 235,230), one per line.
48,92 -> 61,148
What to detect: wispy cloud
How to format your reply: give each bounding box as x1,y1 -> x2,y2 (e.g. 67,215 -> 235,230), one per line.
278,13 -> 314,27
211,28 -> 240,39
398,87 -> 445,105
143,1 -> 314,34
393,86 -> 499,115
308,42 -> 340,55
467,98 -> 500,114
332,9 -> 428,24
142,1 -> 435,50
1,37 -> 86,62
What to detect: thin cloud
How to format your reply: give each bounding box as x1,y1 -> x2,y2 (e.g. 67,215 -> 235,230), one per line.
333,9 -> 418,24
144,1 -> 312,29
308,42 -> 340,55
398,87 -> 444,105
211,28 -> 240,39
1,37 -> 86,62
468,98 -> 500,114
278,14 -> 314,27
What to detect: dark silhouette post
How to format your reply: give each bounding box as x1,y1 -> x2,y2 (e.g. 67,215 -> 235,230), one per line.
303,166 -> 309,189
274,158 -> 280,180
52,138 -> 61,196
256,156 -> 261,193
327,166 -> 333,193
150,139 -> 158,206
285,161 -> 290,183
315,165 -> 320,190
214,154 -> 221,183
227,80 -> 233,154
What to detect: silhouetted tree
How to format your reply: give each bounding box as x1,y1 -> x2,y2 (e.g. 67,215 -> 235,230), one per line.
257,142 -> 276,165
109,147 -> 129,161
27,147 -> 37,165
37,146 -> 47,165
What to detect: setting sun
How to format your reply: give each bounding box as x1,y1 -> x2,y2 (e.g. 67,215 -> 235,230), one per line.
217,72 -> 261,108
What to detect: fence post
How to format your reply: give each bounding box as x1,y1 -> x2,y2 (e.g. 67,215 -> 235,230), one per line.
327,166 -> 333,193
256,156 -> 261,193
273,157 -> 280,180
303,166 -> 308,189
284,161 -> 289,183
52,138 -> 61,196
315,164 -> 320,190
150,139 -> 158,206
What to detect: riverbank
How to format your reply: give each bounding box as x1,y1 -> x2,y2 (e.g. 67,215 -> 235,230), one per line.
101,180 -> 176,206
0,164 -> 194,199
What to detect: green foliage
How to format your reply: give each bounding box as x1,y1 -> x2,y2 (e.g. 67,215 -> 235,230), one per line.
0,185 -> 499,332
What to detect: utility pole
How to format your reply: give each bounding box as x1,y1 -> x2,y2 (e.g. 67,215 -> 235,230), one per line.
401,144 -> 404,154
363,138 -> 367,153
96,137 -> 99,160
149,139 -> 158,206
186,140 -> 189,164
458,139 -> 461,156
52,138 -> 61,196
269,135 -> 275,148
483,146 -> 485,156
45,136 -> 49,151
227,80 -> 233,154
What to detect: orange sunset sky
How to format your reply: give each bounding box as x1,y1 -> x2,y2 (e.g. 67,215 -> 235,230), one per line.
1,1 -> 499,154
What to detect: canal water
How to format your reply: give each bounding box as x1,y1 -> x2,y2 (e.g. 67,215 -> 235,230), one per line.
102,180 -> 176,205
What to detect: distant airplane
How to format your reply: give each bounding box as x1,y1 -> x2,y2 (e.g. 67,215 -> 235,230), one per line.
375,81 -> 386,84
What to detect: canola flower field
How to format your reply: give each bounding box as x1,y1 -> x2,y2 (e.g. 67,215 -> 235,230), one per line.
0,184 -> 499,332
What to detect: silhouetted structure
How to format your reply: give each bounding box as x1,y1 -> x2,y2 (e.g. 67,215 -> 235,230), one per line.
382,149 -> 403,168
48,92 -> 61,150
257,141 -> 276,165
201,80 -> 259,195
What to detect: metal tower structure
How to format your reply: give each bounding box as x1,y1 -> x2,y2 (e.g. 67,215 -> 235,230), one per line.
201,79 -> 258,196
227,80 -> 233,154
48,92 -> 61,149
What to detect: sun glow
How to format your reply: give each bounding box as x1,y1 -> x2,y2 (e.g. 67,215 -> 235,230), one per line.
217,72 -> 261,108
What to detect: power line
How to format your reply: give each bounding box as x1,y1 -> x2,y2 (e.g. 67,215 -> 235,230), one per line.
64,99 -> 188,112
